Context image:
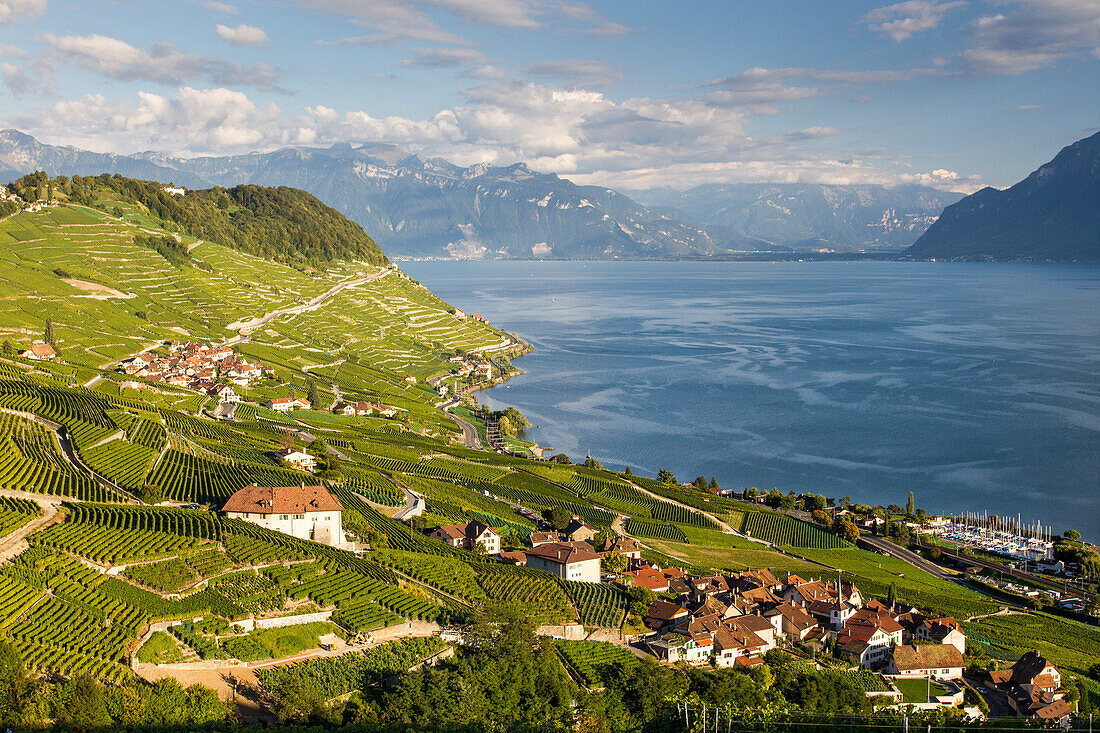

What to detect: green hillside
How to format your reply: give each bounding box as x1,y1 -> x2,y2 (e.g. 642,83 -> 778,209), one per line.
7,172 -> 388,267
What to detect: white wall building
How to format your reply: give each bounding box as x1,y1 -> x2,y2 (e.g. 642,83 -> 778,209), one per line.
525,543 -> 601,583
222,484 -> 344,547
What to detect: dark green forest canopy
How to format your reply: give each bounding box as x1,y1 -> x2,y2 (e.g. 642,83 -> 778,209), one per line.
9,172 -> 389,269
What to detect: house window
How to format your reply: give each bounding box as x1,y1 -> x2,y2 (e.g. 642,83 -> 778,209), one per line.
296,514 -> 305,519
280,515 -> 289,520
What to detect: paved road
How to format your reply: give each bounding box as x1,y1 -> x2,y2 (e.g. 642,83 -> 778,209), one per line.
220,266 -> 393,347
450,411 -> 481,449
859,535 -> 956,581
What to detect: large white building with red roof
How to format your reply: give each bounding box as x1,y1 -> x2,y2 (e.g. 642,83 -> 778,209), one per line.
222,484 -> 344,547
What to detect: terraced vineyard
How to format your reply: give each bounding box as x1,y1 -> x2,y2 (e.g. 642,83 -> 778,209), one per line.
0,495 -> 41,538
80,439 -> 158,491
740,511 -> 846,549
0,411 -> 114,501
563,581 -> 628,628
625,517 -> 687,543
556,639 -> 639,688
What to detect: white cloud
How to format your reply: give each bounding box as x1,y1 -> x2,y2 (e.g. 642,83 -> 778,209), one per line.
15,77 -> 976,191
897,167 -> 983,193
215,24 -> 268,48
298,0 -> 624,44
40,87 -> 284,153
0,42 -> 29,57
294,0 -> 471,45
861,0 -> 967,41
526,59 -> 621,87
1,61 -> 34,93
962,0 -> 1100,75
398,46 -> 486,68
206,1 -> 237,14
42,32 -> 285,92
0,0 -> 44,24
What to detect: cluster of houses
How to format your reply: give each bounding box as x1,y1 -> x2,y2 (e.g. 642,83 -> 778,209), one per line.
427,517 -> 642,585
330,400 -> 399,418
986,651 -> 1074,722
633,568 -> 968,678
446,353 -> 493,381
122,341 -> 267,402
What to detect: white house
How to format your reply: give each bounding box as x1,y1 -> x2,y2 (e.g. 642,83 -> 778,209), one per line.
275,448 -> 316,472
21,343 -> 56,360
221,484 -> 344,547
525,542 -> 601,583
429,521 -> 501,555
269,397 -> 311,412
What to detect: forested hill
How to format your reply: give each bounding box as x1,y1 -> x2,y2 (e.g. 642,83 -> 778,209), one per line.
904,130 -> 1100,262
7,172 -> 388,268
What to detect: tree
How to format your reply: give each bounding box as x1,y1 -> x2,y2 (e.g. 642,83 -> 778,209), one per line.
887,581 -> 897,608
1,340 -> 11,356
1064,529 -> 1082,541
43,317 -> 55,347
584,456 -> 603,470
833,518 -> 860,544
498,406 -> 530,437
307,381 -> 321,407
54,673 -> 110,730
657,468 -> 676,485
548,506 -> 572,530
603,551 -> 628,576
906,491 -> 915,517
811,509 -> 829,525
693,476 -> 708,491
551,453 -> 571,465
623,466 -> 632,475
709,477 -> 719,491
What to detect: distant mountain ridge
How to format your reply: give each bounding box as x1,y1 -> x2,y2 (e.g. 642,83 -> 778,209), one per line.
2,129 -> 963,259
637,183 -> 963,252
906,131 -> 1100,262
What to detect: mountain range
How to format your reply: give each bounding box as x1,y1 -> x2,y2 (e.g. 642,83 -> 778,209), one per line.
905,130 -> 1100,262
1,129 -> 965,259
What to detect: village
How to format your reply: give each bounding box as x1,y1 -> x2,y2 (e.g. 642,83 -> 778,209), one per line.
214,468 -> 1079,725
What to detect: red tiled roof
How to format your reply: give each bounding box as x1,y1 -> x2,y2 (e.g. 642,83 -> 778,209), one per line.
222,484 -> 342,514
526,542 -> 601,564
26,343 -> 56,357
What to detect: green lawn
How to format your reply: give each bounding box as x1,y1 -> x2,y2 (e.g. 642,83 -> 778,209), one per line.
136,631 -> 187,665
894,677 -> 949,703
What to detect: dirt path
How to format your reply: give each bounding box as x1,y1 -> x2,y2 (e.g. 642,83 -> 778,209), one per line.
626,480 -> 737,534
0,490 -> 63,562
221,266 -> 393,347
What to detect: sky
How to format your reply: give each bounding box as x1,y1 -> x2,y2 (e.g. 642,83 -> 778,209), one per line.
0,0 -> 1098,192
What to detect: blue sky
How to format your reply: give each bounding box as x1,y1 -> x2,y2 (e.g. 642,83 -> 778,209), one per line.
1,0 -> 1098,191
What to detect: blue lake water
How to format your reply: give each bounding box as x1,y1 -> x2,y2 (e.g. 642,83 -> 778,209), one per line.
402,260 -> 1100,540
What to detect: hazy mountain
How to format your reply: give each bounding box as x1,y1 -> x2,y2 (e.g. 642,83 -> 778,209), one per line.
1,130 -> 966,258
905,131 -> 1100,261
636,183 -> 964,252
0,129 -> 213,189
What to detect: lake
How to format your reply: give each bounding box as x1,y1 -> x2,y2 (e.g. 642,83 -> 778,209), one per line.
401,260 -> 1100,539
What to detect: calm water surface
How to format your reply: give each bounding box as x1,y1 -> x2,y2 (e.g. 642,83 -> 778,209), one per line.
402,261 -> 1100,539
